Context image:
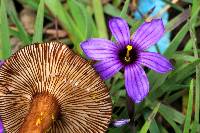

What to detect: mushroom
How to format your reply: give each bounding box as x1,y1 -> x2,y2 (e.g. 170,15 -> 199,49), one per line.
0,41 -> 112,133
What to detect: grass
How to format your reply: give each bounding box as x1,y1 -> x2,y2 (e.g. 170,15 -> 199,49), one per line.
32,0 -> 44,43
0,0 -> 11,59
183,79 -> 194,133
0,0 -> 199,132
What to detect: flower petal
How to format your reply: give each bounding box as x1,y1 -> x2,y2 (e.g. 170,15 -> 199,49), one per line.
125,64 -> 149,103
81,38 -> 119,60
0,60 -> 4,67
112,119 -> 130,127
109,17 -> 130,47
139,52 -> 173,73
0,118 -> 3,133
132,19 -> 165,50
94,59 -> 123,80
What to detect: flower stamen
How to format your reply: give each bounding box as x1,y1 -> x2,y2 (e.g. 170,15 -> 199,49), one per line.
125,45 -> 132,62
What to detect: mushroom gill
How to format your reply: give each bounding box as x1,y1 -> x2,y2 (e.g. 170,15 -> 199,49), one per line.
0,41 -> 112,133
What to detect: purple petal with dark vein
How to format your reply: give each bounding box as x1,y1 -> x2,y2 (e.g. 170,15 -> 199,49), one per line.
131,19 -> 165,50
81,38 -> 119,60
125,64 -> 149,103
139,52 -> 173,73
0,60 -> 4,67
94,59 -> 123,80
109,17 -> 130,47
0,118 -> 3,133
112,119 -> 130,127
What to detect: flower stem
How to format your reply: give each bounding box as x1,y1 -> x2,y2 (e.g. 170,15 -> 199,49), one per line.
126,93 -> 136,133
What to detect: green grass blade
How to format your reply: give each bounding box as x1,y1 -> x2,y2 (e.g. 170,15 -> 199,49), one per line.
158,104 -> 182,133
190,14 -> 200,132
149,119 -> 160,133
18,0 -> 39,11
159,103 -> 185,124
191,0 -> 200,23
164,90 -> 187,104
146,99 -> 185,126
18,0 -> 51,20
9,28 -> 26,41
149,58 -> 200,99
32,0 -> 44,43
183,39 -> 193,51
183,7 -> 200,51
172,53 -> 196,62
0,0 -> 11,59
92,0 -> 108,38
191,121 -> 199,133
45,0 -> 84,53
182,0 -> 192,3
119,0 -> 130,18
159,114 -> 181,133
113,0 -> 122,7
165,9 -> 189,32
147,18 -> 190,89
162,0 -> 184,11
169,59 -> 200,83
157,124 -> 168,133
164,22 -> 189,58
86,13 -> 98,38
68,0 -> 96,38
68,0 -> 86,37
183,79 -> 194,133
190,6 -> 200,26
45,0 -> 73,34
140,103 -> 160,133
103,4 -> 135,25
6,0 -> 31,45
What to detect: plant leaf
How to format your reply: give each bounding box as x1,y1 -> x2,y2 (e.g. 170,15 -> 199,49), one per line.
32,0 -> 44,43
6,0 -> 31,45
92,0 -> 108,38
140,103 -> 160,133
183,79 -> 194,133
0,0 -> 11,59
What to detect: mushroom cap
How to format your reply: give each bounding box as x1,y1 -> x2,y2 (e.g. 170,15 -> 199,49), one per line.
0,41 -> 112,133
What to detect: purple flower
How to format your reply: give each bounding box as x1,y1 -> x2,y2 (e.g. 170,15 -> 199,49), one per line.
81,17 -> 173,103
0,118 -> 3,133
0,61 -> 4,67
0,61 -> 4,133
112,119 -> 130,127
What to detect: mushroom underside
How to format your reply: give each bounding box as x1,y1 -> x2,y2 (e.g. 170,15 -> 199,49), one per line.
0,42 -> 112,133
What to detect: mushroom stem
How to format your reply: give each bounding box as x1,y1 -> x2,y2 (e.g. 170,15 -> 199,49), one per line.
19,93 -> 59,133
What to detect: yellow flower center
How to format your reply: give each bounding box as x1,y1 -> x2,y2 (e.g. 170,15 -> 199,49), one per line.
125,45 -> 133,62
